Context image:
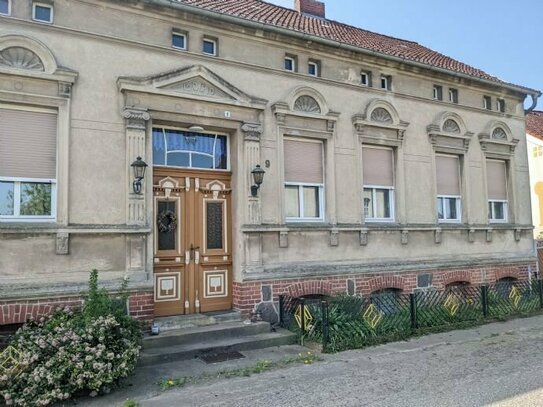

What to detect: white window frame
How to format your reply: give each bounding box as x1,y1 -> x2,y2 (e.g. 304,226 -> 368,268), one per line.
533,145 -> 543,158
363,185 -> 395,222
308,61 -> 318,77
433,85 -> 442,101
380,75 -> 389,90
0,0 -> 11,16
172,31 -> 187,50
449,88 -> 458,103
202,38 -> 217,56
32,2 -> 53,23
284,56 -> 296,72
0,176 -> 57,222
360,71 -> 370,86
285,182 -> 325,223
436,195 -> 462,223
496,98 -> 505,112
483,96 -> 491,110
488,200 -> 508,223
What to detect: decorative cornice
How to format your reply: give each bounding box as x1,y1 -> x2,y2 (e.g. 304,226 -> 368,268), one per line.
122,107 -> 150,130
478,133 -> 519,157
427,124 -> 474,154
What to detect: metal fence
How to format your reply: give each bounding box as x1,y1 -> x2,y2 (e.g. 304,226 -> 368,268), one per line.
279,279 -> 543,353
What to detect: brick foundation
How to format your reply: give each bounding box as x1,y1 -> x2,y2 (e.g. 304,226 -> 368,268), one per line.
0,291 -> 154,326
233,262 -> 535,317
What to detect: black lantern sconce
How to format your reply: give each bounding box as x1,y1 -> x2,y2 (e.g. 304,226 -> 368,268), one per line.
131,156 -> 148,194
251,165 -> 265,197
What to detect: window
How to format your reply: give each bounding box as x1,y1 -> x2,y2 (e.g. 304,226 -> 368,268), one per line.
486,159 -> 508,223
152,127 -> 228,170
202,38 -> 217,56
172,31 -> 187,50
433,85 -> 443,101
0,107 -> 57,221
308,60 -> 319,77
371,288 -> 401,315
284,138 -> 324,222
360,71 -> 371,87
448,88 -> 458,103
380,75 -> 391,90
483,95 -> 492,110
32,3 -> 53,23
284,55 -> 296,72
533,146 -> 543,158
362,146 -> 394,222
0,0 -> 10,15
436,154 -> 462,223
497,98 -> 505,113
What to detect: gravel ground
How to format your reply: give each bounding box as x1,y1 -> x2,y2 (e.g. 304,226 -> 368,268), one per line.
138,315 -> 543,407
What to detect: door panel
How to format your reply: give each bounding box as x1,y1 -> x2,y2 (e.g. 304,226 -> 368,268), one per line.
153,168 -> 232,316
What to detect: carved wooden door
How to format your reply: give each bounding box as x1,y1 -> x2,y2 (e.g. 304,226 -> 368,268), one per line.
153,168 -> 232,317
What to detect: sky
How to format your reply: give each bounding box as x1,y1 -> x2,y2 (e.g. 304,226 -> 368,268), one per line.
267,0 -> 543,110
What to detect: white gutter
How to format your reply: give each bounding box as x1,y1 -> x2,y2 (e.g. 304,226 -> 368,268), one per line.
153,0 -> 541,108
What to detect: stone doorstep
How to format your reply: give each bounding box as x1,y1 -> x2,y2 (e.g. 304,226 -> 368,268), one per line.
139,321 -> 296,367
152,310 -> 242,332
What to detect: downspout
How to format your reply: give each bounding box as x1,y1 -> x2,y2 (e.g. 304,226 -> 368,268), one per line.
157,0 -> 540,97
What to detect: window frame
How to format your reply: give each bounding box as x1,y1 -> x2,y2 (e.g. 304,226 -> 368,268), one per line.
483,95 -> 492,110
0,0 -> 11,16
533,145 -> 543,158
32,2 -> 54,23
284,55 -> 296,72
448,88 -> 458,104
285,182 -> 325,222
380,75 -> 391,90
436,195 -> 462,223
0,176 -> 57,222
363,185 -> 395,222
488,199 -> 508,223
202,38 -> 217,56
172,31 -> 187,50
433,85 -> 443,101
360,71 -> 371,87
308,60 -> 319,77
496,98 -> 505,113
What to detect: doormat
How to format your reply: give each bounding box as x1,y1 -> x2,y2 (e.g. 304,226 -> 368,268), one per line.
199,351 -> 245,364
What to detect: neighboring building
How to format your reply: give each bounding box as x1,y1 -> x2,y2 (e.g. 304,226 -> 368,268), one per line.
527,111 -> 543,238
0,0 -> 541,325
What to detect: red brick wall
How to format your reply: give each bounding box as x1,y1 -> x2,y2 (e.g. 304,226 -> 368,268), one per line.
295,0 -> 325,18
0,291 -> 153,325
232,262 -> 535,316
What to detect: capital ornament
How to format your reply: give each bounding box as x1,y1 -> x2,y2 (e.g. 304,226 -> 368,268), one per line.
122,108 -> 151,129
241,122 -> 263,141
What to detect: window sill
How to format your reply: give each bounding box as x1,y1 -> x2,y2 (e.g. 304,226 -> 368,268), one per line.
0,223 -> 151,234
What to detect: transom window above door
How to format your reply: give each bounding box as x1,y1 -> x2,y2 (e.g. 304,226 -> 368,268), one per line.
152,127 -> 228,170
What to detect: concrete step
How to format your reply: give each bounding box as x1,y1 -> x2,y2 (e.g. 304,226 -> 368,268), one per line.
143,321 -> 270,350
138,328 -> 297,367
153,310 -> 242,332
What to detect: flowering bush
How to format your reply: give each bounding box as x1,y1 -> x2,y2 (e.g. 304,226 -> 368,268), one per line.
0,271 -> 142,406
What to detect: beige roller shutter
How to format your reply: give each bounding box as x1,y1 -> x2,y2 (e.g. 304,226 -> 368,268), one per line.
362,146 -> 394,186
284,139 -> 323,183
436,155 -> 461,196
487,160 -> 507,200
0,107 -> 57,179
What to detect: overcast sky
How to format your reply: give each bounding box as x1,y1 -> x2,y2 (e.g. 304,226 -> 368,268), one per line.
267,0 -> 543,110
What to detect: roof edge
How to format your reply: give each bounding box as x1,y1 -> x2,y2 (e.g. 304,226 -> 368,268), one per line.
152,0 -> 541,97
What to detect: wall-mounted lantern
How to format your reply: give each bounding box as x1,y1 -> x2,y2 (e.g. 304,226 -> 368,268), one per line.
131,156 -> 148,194
251,165 -> 265,197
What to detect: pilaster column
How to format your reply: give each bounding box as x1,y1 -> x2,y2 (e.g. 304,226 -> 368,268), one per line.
123,107 -> 150,226
242,122 -> 263,225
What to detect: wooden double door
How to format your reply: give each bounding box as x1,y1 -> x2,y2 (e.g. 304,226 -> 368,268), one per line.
153,168 -> 232,317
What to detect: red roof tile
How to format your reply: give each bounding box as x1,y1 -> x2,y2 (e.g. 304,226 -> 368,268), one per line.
175,0 -> 535,91
527,111 -> 543,140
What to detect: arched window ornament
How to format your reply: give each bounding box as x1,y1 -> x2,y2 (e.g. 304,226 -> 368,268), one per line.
443,119 -> 461,134
293,95 -> 321,114
492,127 -> 508,140
370,107 -> 393,124
0,47 -> 45,71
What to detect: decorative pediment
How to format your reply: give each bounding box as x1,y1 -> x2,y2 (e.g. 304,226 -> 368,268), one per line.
427,112 -> 473,154
353,99 -> 409,147
117,65 -> 267,108
478,121 -> 519,158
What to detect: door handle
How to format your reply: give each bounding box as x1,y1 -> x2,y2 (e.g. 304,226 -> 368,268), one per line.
185,251 -> 190,265
189,244 -> 200,261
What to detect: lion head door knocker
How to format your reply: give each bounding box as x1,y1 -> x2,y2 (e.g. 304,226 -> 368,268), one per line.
157,209 -> 177,233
